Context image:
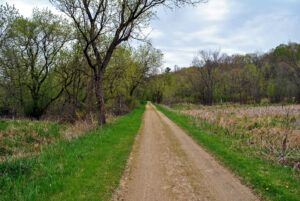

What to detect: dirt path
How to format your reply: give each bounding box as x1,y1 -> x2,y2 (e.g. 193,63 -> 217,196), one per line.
112,102 -> 258,201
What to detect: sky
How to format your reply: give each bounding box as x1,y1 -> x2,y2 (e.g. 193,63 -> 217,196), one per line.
2,0 -> 300,69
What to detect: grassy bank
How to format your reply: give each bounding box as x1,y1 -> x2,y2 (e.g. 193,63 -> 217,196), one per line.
0,119 -> 65,159
0,104 -> 145,201
155,104 -> 300,201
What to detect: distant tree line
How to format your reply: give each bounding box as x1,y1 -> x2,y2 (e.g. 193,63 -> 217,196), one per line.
146,43 -> 300,105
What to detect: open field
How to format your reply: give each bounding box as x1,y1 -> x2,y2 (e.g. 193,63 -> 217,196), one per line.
0,105 -> 145,201
172,104 -> 300,168
156,103 -> 300,201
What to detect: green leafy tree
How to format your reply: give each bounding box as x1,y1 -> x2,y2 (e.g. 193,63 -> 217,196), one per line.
1,9 -> 73,119
50,0 -> 204,126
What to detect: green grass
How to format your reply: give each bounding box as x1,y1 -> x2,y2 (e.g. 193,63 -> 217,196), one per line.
0,119 -> 10,131
0,119 -> 64,158
155,104 -> 300,201
0,104 -> 145,201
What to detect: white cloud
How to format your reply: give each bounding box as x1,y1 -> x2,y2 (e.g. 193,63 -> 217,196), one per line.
5,0 -> 34,17
195,0 -> 230,21
150,29 -> 165,39
174,25 -> 221,42
221,48 -> 245,55
157,46 -> 196,53
225,12 -> 299,52
163,51 -> 193,68
140,27 -> 166,41
3,0 -> 60,17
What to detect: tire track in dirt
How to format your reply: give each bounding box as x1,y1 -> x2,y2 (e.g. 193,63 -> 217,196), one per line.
111,102 -> 258,201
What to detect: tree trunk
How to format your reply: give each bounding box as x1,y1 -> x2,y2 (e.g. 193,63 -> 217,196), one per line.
32,96 -> 41,120
130,85 -> 138,97
86,77 -> 94,114
239,91 -> 242,104
118,95 -> 122,115
95,74 -> 106,126
19,87 -> 25,118
296,87 -> 300,103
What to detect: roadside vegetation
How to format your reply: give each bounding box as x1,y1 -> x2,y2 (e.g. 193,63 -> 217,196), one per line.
0,104 -> 145,201
0,115 -> 108,161
156,103 -> 300,201
0,119 -> 65,160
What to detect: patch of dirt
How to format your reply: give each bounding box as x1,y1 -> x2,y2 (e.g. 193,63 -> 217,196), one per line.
112,102 -> 258,201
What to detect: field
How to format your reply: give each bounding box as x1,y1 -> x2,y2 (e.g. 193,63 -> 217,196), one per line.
157,103 -> 300,201
173,103 -> 300,168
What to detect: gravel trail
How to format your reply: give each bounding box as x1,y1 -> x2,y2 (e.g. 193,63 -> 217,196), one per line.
112,102 -> 258,201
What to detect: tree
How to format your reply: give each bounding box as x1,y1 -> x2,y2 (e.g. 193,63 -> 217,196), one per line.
129,44 -> 163,97
1,9 -> 73,119
274,43 -> 300,102
104,45 -> 133,114
145,42 -> 300,106
165,67 -> 171,73
0,3 -> 18,48
243,63 -> 261,103
103,44 -> 162,114
50,0 -> 204,126
193,50 -> 223,105
0,4 -> 20,116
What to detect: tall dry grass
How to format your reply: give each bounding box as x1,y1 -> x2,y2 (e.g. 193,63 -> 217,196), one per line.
181,105 -> 300,168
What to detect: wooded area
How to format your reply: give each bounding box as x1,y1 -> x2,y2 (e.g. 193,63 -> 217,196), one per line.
0,1 -> 186,124
0,6 -> 162,121
148,43 -> 300,105
0,1 -> 299,125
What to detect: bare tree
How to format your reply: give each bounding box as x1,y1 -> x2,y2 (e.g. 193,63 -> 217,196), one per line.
192,50 -> 223,105
50,0 -> 205,126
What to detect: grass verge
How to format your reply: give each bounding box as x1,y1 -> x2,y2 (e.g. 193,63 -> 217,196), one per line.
0,104 -> 145,201
155,103 -> 300,201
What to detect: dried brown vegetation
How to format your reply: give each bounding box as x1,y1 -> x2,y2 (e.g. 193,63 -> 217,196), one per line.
0,119 -> 64,160
0,113 -> 118,160
180,104 -> 300,169
62,113 -> 117,139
